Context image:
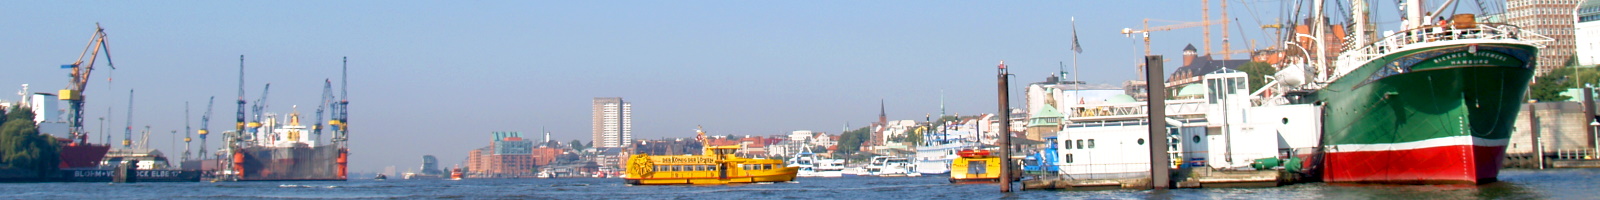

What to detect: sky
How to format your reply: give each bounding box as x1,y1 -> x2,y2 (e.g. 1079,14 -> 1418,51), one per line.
0,1 -> 1382,173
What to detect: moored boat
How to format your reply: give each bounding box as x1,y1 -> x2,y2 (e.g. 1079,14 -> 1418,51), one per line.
949,149 -> 1001,183
1292,1 -> 1552,184
61,149 -> 201,182
624,127 -> 798,185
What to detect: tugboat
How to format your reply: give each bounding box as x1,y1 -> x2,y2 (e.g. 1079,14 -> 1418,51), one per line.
624,126 -> 798,185
449,168 -> 463,180
949,149 -> 1001,183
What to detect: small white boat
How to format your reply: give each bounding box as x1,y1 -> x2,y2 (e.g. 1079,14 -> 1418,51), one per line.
864,156 -> 920,177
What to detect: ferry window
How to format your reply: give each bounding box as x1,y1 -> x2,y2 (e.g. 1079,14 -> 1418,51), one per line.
1088,139 -> 1095,148
657,166 -> 666,172
1138,138 -> 1145,145
1064,154 -> 1073,163
1207,79 -> 1219,104
1194,135 -> 1202,143
1226,77 -> 1238,94
1076,140 -> 1083,149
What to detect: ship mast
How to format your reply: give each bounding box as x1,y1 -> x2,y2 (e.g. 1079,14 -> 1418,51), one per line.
1312,0 -> 1328,81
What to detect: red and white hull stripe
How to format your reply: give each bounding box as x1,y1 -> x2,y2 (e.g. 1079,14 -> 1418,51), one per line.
1322,136 -> 1509,184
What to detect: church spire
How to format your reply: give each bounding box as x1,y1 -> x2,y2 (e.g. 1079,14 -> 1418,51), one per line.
878,99 -> 887,125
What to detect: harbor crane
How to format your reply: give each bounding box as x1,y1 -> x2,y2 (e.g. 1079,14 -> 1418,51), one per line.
61,23 -> 118,145
197,96 -> 214,160
315,80 -> 333,142
224,55 -> 247,182
331,57 -> 349,146
184,102 -> 191,162
248,83 -> 270,138
123,89 -> 133,148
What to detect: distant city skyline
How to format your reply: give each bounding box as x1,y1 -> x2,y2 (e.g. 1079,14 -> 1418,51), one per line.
1,1 -> 1438,172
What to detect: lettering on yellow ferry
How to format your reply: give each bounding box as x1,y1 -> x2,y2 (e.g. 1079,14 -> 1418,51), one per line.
654,156 -> 716,164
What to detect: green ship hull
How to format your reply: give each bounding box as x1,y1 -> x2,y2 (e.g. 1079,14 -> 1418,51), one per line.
1312,43 -> 1537,184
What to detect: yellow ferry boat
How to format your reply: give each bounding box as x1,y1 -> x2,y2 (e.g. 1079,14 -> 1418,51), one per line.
949,149 -> 1002,183
624,128 -> 799,185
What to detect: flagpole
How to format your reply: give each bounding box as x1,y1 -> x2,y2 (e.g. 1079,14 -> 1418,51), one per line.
1071,17 -> 1081,96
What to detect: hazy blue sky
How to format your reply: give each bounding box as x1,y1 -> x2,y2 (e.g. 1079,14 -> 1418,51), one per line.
1,1 -> 1372,172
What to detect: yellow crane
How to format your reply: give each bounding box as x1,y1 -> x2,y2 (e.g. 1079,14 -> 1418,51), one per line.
61,23 -> 117,145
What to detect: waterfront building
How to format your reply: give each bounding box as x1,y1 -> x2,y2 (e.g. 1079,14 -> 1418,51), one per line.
1167,44 -> 1251,88
1507,0 -> 1581,74
464,132 -> 537,178
1577,0 -> 1600,66
592,97 -> 632,148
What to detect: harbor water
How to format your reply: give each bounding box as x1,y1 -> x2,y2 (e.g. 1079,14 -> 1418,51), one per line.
4,168 -> 1599,199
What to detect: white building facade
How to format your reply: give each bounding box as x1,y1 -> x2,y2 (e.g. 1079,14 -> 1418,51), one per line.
591,97 -> 632,148
1577,0 -> 1600,66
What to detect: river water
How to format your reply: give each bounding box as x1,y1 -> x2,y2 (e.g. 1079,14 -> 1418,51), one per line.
3,168 -> 1597,199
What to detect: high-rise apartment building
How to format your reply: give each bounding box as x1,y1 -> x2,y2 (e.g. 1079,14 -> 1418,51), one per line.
592,97 -> 632,148
1507,0 -> 1581,74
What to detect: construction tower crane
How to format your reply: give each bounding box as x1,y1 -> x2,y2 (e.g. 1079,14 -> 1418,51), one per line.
1120,0 -> 1268,58
197,96 -> 214,160
61,23 -> 118,145
122,89 -> 133,148
1121,18 -> 1216,56
315,80 -> 333,142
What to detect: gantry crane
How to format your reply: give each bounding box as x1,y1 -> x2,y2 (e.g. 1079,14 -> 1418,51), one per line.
60,23 -> 118,145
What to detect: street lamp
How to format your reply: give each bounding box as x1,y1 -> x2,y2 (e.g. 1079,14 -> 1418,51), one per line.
1591,119 -> 1599,159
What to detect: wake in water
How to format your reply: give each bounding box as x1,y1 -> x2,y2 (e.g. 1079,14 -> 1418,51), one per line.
278,184 -> 339,188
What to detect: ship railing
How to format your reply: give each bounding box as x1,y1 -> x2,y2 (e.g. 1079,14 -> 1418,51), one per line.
1339,23 -> 1551,65
1552,149 -> 1598,160
1064,99 -> 1208,120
